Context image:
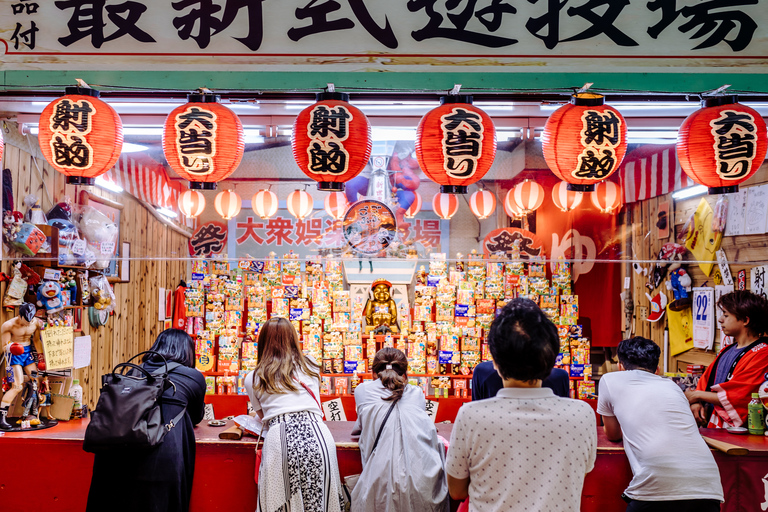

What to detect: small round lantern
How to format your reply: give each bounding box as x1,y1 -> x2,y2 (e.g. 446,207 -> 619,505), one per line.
324,191 -> 348,220
404,192 -> 422,218
292,92 -> 372,192
504,190 -> 525,218
287,189 -> 314,220
469,190 -> 496,219
415,95 -> 497,194
510,180 -> 545,214
590,180 -> 622,213
178,190 -> 206,218
214,190 -> 241,220
432,193 -> 459,220
163,92 -> 244,190
551,181 -> 584,212
541,93 -> 628,192
38,87 -> 123,185
252,189 -> 279,219
677,96 -> 768,194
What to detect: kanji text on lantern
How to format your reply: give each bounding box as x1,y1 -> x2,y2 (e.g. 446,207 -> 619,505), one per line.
709,110 -> 758,180
48,98 -> 95,169
174,106 -> 218,176
575,110 -> 623,180
306,104 -> 352,176
440,108 -> 485,178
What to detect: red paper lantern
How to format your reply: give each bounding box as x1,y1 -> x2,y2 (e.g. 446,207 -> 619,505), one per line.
214,190 -> 241,220
38,87 -> 123,185
324,192 -> 348,220
432,193 -> 459,220
287,189 -> 314,220
677,96 -> 768,194
542,93 -> 628,192
510,180 -> 545,213
252,189 -> 278,219
178,190 -> 206,218
591,180 -> 622,214
163,93 -> 244,190
415,95 -> 496,194
551,181 -> 584,212
469,190 -> 496,219
504,190 -> 524,218
404,192 -> 422,219
292,92 -> 372,192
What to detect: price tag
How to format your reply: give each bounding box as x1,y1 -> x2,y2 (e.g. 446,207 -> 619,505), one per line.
100,242 -> 115,255
624,277 -> 631,289
72,239 -> 86,255
85,254 -> 96,267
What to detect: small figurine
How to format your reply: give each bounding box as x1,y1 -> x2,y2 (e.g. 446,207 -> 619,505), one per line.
2,210 -> 22,243
363,279 -> 400,334
667,268 -> 693,311
1,303 -> 44,429
37,281 -> 64,315
60,270 -> 78,306
455,252 -> 465,272
416,265 -> 427,286
647,243 -> 686,291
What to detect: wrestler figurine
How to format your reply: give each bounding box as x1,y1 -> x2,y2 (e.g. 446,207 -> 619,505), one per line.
1,303 -> 44,429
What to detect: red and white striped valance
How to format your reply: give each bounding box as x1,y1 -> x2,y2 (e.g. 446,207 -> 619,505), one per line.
100,154 -> 185,211
619,144 -> 691,204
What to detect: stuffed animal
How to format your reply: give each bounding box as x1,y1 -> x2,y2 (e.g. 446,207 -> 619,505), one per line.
36,281 -> 64,314
91,288 -> 112,310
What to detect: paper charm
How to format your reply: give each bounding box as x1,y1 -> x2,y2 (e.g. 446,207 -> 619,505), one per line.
645,292 -> 668,322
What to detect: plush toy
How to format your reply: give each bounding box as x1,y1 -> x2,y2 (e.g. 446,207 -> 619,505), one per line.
36,281 -> 64,315
91,288 -> 112,310
2,210 -> 22,243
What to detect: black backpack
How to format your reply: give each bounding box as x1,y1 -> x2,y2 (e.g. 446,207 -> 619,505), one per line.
83,351 -> 186,453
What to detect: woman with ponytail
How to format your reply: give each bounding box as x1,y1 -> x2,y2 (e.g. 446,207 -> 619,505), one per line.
351,347 -> 449,512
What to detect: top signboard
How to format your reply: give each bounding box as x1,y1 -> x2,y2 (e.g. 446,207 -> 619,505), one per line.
1,0 -> 767,73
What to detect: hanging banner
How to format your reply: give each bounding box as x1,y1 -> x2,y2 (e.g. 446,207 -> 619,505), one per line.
1,1 -> 766,72
692,287 -> 715,351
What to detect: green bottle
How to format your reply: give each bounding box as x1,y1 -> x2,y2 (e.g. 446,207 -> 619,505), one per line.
747,393 -> 765,435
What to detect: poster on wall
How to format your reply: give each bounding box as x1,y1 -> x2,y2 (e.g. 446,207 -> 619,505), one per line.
692,287 -> 715,351
482,228 -> 545,259
188,221 -> 228,257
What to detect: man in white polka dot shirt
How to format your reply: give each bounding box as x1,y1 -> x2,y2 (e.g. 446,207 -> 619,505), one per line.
446,298 -> 597,511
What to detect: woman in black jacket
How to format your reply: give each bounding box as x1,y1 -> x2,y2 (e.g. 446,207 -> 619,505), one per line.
86,329 -> 206,512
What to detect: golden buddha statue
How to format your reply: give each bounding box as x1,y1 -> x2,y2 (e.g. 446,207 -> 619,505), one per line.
363,279 -> 400,334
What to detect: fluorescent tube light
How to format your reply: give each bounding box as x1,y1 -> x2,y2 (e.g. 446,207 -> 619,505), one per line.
156,207 -> 178,219
95,176 -> 123,193
672,185 -> 707,200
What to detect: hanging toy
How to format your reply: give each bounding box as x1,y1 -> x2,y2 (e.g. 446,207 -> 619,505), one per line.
647,243 -> 687,291
645,292 -> 669,322
666,268 -> 693,311
37,281 -> 64,315
712,195 -> 729,234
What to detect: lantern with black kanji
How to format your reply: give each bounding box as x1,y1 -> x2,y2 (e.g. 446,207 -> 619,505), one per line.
252,189 -> 279,219
324,192 -> 348,220
510,180 -> 545,214
287,189 -> 314,220
469,190 -> 496,219
292,92 -> 372,192
415,95 -> 496,194
432,193 -> 459,220
542,93 -> 627,192
405,192 -> 422,219
590,180 -> 622,214
163,92 -> 244,190
214,190 -> 241,220
178,190 -> 206,218
677,96 -> 768,194
551,181 -> 584,212
38,87 -> 123,185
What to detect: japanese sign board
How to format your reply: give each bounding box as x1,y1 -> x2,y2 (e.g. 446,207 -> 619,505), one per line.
1,1 -> 767,73
321,397 -> 347,421
41,326 -> 75,371
425,398 -> 439,421
692,287 -> 715,351
750,264 -> 768,299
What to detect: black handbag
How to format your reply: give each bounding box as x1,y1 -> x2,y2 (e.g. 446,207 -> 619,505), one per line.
83,351 -> 185,453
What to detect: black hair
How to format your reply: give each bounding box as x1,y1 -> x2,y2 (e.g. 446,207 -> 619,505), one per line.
487,298 -> 559,382
144,329 -> 195,368
717,290 -> 768,336
371,347 -> 408,403
616,337 -> 660,372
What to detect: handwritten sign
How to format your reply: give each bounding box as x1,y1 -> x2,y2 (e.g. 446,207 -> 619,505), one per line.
73,335 -> 92,369
41,326 -> 75,370
425,399 -> 439,422
716,250 -> 734,286
750,265 -> 768,299
322,397 -> 346,422
692,287 -> 715,351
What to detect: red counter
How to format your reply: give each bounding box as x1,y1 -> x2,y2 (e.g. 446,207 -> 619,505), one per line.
0,421 -> 764,512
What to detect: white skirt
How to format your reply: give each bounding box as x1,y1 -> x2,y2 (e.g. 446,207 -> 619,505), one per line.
257,411 -> 345,512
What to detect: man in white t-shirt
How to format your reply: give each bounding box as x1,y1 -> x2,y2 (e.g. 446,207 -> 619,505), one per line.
597,336 -> 723,512
446,298 -> 596,512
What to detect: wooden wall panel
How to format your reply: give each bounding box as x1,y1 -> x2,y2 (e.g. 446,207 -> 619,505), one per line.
1,141 -> 189,408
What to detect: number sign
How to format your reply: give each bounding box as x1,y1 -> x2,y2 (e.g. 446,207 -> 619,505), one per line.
692,287 -> 715,350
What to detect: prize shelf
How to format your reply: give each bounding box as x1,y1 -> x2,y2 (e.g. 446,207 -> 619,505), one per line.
202,371 -> 473,379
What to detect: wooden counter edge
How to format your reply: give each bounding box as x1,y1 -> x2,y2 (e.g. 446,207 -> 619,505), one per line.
701,436 -> 750,456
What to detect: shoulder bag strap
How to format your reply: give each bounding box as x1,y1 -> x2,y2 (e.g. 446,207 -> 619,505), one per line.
370,400 -> 397,456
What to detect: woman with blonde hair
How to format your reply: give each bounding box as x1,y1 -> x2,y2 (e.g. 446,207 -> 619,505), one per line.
351,347 -> 449,512
245,317 -> 344,512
